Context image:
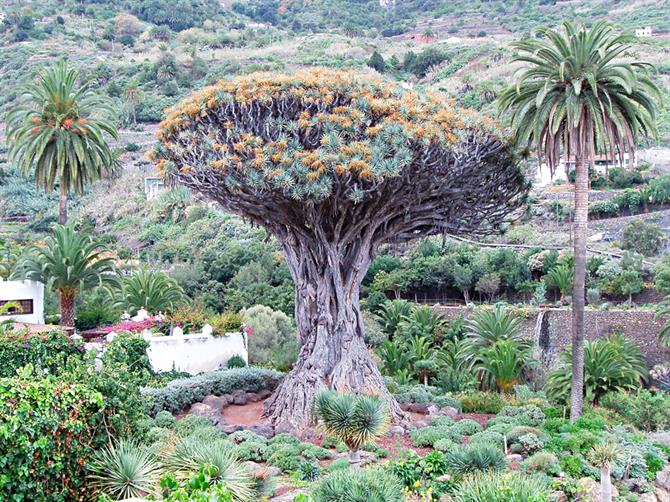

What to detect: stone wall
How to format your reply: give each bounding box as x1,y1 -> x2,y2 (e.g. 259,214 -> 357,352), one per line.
434,306 -> 670,376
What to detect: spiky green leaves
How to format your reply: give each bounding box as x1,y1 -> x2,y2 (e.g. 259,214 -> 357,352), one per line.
498,20 -> 660,170
312,391 -> 390,452
5,61 -> 119,195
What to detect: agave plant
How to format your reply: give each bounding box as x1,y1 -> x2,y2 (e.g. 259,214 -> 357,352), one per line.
445,443 -> 507,475
474,339 -> 537,393
546,335 -> 647,404
312,391 -> 389,467
162,437 -> 254,502
88,439 -> 160,499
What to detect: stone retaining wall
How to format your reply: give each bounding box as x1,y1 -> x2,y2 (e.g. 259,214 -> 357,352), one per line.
434,306 -> 670,377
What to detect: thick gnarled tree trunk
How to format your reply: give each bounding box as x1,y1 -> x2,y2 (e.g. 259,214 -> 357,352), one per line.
570,154 -> 587,421
263,233 -> 406,429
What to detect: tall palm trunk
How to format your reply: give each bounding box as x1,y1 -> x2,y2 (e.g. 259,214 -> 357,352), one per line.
59,184 -> 68,224
570,154 -> 588,421
59,291 -> 75,327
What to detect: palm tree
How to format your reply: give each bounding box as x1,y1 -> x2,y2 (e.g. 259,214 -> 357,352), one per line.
546,262 -> 573,304
475,339 -> 536,393
6,61 -> 119,224
498,21 -> 659,420
10,224 -> 118,327
312,391 -> 389,467
114,268 -> 185,315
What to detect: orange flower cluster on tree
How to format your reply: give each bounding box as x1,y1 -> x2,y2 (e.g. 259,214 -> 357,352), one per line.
153,70 -> 509,203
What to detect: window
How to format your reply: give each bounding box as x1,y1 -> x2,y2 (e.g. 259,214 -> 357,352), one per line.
0,299 -> 34,315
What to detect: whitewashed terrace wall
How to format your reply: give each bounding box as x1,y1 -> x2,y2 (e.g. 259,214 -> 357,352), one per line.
145,328 -> 248,375
0,280 -> 44,324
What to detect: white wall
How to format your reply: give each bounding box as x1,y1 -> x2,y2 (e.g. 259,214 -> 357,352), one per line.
0,280 -> 44,324
144,330 -> 248,375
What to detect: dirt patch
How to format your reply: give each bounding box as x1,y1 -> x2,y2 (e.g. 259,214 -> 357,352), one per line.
221,400 -> 270,427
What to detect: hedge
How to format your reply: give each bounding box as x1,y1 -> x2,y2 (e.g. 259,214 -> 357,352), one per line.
0,329 -> 85,377
0,371 -> 107,501
141,367 -> 283,415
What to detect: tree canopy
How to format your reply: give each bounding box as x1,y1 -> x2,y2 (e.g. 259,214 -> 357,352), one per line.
153,70 -> 528,245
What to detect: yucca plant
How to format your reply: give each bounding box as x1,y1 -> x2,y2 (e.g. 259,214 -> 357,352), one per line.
445,443 -> 507,475
88,439 -> 160,500
162,437 -> 255,502
10,223 -> 118,327
312,391 -> 390,467
589,442 -> 619,502
545,335 -> 647,404
114,268 -> 185,315
475,339 -> 537,394
6,61 -> 118,224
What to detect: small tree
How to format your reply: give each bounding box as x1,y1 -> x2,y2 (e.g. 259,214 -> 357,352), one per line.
367,50 -> 386,73
313,391 -> 389,467
153,70 -> 527,428
114,268 -> 185,315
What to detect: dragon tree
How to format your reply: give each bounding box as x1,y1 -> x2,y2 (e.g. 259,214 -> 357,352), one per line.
152,70 -> 528,429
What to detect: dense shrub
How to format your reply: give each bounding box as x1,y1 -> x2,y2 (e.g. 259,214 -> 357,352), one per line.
454,418 -> 483,435
0,368 -> 107,501
242,304 -> 298,370
142,367 -> 282,415
410,424 -> 462,448
459,391 -> 506,414
0,329 -> 84,377
311,468 -> 404,502
454,471 -> 553,501
600,391 -> 670,432
621,220 -> 666,256
608,167 -> 644,188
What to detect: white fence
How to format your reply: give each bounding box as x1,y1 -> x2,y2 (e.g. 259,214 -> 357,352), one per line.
92,325 -> 248,375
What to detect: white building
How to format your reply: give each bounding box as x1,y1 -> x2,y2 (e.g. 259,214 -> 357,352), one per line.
0,280 -> 45,324
635,27 -> 653,37
144,177 -> 166,200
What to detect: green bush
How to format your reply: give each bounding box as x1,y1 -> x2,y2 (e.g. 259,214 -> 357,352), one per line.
410,425 -> 462,448
455,418 -> 483,435
608,167 -> 644,188
0,368 -> 107,501
522,451 -> 560,475
588,199 -> 619,216
600,391 -> 670,432
0,329 -> 84,377
227,355 -> 247,368
453,471 -> 552,501
459,391 -> 506,414
621,220 -> 666,257
496,405 -> 546,427
242,305 -> 298,370
142,367 -> 282,415
208,311 -> 244,334
311,468 -> 404,502
468,430 -> 505,448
